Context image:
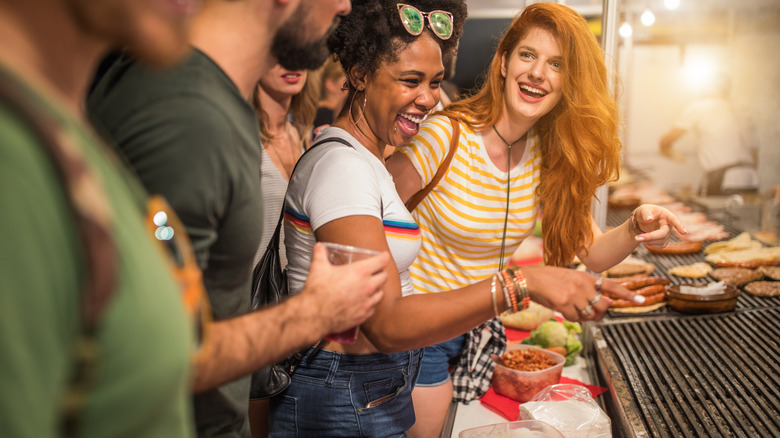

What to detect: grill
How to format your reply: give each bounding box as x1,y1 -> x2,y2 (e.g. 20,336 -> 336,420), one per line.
593,201 -> 780,436
604,206 -> 780,318
588,308 -> 780,437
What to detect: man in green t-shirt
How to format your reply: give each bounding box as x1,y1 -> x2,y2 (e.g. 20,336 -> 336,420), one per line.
0,2 -> 199,437
1,1 -> 390,437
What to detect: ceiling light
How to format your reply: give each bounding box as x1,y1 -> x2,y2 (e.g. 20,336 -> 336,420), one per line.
640,8 -> 656,27
664,0 -> 680,10
619,22 -> 633,38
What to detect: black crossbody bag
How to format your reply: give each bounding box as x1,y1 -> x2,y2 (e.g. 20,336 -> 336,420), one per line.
249,135 -> 354,399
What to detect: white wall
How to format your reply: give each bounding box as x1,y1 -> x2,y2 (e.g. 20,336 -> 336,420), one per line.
619,9 -> 780,194
731,28 -> 780,192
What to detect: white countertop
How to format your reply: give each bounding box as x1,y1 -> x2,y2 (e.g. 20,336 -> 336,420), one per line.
449,355 -> 593,438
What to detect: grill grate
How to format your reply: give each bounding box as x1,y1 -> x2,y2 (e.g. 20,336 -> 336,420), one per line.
599,308 -> 780,437
736,293 -> 780,310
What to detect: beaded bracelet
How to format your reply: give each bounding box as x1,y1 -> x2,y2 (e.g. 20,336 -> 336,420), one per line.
496,270 -> 511,312
507,271 -> 523,308
500,269 -> 518,313
629,208 -> 643,236
507,266 -> 530,311
490,274 -> 500,317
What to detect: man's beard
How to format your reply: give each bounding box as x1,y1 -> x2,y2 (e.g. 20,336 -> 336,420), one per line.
271,17 -> 337,71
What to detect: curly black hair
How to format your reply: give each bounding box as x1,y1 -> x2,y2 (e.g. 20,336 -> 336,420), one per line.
328,0 -> 467,87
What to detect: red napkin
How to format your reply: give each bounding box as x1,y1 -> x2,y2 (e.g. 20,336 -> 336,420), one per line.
479,378 -> 608,421
505,327 -> 532,343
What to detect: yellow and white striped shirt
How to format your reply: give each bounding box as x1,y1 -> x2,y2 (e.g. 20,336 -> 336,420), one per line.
396,115 -> 541,294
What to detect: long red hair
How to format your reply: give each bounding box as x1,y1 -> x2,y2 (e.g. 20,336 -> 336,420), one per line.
442,3 -> 621,267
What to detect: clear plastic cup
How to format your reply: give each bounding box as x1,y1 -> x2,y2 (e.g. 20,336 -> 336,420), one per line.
320,242 -> 380,343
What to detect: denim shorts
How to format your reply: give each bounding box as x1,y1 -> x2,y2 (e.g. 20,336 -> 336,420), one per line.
415,335 -> 466,386
268,347 -> 423,437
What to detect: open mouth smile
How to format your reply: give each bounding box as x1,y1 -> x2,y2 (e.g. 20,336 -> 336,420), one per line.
520,83 -> 548,98
396,112 -> 426,136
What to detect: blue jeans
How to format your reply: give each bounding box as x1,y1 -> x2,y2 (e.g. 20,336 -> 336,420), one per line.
416,335 -> 465,386
268,348 -> 423,437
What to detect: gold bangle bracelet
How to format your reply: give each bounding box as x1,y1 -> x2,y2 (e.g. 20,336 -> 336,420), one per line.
490,275 -> 500,317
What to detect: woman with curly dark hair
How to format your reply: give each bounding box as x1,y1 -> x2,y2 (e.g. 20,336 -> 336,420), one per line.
385,3 -> 686,435
269,1 -> 645,436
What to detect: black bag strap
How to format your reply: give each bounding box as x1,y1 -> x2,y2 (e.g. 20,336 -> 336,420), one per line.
405,116 -> 460,212
260,135 -> 356,263
0,69 -> 117,437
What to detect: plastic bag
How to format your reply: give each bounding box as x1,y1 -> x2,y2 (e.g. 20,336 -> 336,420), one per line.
518,384 -> 611,438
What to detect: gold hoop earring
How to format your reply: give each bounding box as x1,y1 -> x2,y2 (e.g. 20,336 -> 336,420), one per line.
349,90 -> 367,126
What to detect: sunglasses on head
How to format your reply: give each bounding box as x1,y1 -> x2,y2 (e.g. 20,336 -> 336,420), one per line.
397,3 -> 453,40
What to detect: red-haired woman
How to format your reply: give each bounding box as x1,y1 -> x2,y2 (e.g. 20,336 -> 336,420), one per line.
386,3 -> 685,436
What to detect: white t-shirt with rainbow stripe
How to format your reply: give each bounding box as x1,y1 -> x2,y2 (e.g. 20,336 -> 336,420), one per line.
283,127 -> 422,297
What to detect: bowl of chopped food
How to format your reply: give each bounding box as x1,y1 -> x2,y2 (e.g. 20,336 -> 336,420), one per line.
458,419 -> 564,438
491,344 -> 565,403
665,282 -> 740,314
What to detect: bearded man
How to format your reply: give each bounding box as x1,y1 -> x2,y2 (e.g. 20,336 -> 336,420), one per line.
87,1 -> 391,437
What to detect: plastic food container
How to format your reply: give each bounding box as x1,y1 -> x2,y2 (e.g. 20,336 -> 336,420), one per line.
458,419 -> 565,438
666,283 -> 740,314
490,345 -> 565,403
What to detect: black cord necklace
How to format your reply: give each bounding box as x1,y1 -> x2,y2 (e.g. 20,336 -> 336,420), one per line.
491,125 -> 524,271
492,125 -> 525,149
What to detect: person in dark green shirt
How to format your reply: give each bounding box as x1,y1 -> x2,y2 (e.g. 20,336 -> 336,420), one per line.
88,1 -> 392,437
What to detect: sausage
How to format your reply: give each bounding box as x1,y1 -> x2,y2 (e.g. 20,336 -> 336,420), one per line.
612,274 -> 648,285
646,241 -> 703,255
618,276 -> 671,290
606,284 -> 665,301
610,291 -> 666,308
610,280 -> 670,307
634,284 -> 666,297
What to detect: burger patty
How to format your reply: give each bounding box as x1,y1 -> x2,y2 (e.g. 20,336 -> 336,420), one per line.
710,267 -> 764,287
744,281 -> 780,297
758,266 -> 780,281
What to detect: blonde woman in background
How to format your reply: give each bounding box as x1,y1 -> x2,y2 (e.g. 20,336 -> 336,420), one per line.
252,64 -> 319,268
249,63 -> 319,438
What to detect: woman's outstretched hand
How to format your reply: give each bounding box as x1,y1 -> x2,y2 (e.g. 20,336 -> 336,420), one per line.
631,204 -> 687,249
521,266 -> 645,321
